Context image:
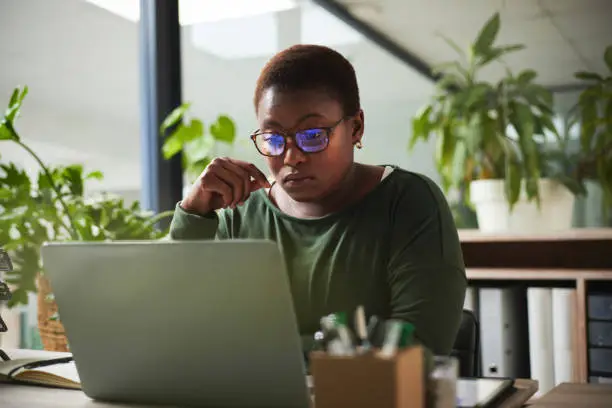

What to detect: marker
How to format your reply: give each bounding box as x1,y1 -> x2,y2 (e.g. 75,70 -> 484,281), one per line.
379,320 -> 403,358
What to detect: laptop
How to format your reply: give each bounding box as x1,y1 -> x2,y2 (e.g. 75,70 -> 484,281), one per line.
41,239 -> 311,408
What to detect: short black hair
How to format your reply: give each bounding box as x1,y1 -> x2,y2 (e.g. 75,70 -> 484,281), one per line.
254,44 -> 360,116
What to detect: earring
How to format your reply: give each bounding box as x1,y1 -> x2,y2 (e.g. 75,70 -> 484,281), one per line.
354,140 -> 363,149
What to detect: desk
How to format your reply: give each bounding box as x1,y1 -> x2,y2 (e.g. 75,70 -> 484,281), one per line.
528,382 -> 612,407
0,377 -> 538,408
1,347 -> 537,408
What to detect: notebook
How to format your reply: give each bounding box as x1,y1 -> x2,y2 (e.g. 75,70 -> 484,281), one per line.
0,354 -> 81,389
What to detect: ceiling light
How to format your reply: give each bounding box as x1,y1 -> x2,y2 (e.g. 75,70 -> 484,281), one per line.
190,2 -> 363,59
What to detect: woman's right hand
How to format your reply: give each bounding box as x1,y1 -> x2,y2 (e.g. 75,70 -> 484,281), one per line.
181,157 -> 271,215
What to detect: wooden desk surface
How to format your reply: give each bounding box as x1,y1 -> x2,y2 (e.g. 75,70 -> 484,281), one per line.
528,382 -> 612,407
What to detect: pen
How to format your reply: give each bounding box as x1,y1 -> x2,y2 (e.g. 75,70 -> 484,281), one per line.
366,315 -> 382,347
354,305 -> 371,353
22,356 -> 74,370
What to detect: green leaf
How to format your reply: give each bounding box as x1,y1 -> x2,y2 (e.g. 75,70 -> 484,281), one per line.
160,102 -> 191,134
0,121 -> 16,141
209,115 -> 236,143
606,98 -> 612,135
85,170 -> 104,180
161,133 -> 184,159
4,86 -> 28,124
7,288 -> 28,308
439,34 -> 465,58
438,122 -> 456,168
537,114 -> 561,142
525,178 -> 539,204
553,174 -> 587,196
473,12 -> 500,56
63,165 -> 84,196
432,61 -> 470,80
409,105 -> 432,149
162,117 -> 206,160
524,84 -> 554,109
605,45 -> 612,72
436,73 -> 467,91
514,103 -> 538,164
451,142 -> 468,186
579,93 -> 598,151
505,157 -> 522,210
478,44 -> 525,67
511,102 -> 541,205
186,134 -> 215,162
186,119 -> 204,143
462,119 -> 482,155
9,88 -> 19,107
464,83 -> 492,110
18,86 -> 29,104
597,157 -> 612,211
517,69 -> 537,85
575,71 -> 603,81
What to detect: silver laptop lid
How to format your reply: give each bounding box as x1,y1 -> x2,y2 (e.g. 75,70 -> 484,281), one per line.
41,240 -> 310,408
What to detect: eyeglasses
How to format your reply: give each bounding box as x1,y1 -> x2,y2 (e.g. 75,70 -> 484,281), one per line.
250,117 -> 347,157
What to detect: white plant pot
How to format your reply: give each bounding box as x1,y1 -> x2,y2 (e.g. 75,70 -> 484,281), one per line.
470,178 -> 575,234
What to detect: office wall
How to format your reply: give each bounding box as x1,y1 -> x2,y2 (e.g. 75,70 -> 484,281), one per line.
0,0 -> 437,205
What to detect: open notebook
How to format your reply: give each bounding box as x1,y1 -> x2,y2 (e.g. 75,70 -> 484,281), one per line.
0,354 -> 81,389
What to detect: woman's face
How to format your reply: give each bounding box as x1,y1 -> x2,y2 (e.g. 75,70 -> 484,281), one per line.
255,87 -> 364,202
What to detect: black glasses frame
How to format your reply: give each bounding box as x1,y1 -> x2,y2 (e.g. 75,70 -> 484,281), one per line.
250,117 -> 348,157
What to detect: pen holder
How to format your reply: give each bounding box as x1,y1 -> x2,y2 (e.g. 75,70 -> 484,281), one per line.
310,345 -> 425,408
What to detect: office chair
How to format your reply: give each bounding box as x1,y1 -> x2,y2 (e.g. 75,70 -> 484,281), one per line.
451,309 -> 481,377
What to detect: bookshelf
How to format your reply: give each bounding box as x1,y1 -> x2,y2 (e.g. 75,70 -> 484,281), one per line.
459,228 -> 612,384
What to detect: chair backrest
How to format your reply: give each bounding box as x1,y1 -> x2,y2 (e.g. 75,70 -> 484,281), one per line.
451,309 -> 481,377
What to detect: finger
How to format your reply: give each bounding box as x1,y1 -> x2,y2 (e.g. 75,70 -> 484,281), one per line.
228,159 -> 271,188
219,160 -> 251,205
204,173 -> 233,208
211,165 -> 245,207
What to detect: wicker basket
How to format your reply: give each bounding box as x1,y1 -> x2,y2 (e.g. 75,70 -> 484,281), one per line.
37,274 -> 69,352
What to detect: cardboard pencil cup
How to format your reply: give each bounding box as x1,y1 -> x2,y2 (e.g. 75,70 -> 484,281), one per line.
310,345 -> 425,408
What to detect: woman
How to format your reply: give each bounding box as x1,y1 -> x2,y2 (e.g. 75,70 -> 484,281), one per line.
169,44 -> 466,356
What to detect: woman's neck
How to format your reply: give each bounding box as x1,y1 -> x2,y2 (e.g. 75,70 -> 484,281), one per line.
272,163 -> 383,219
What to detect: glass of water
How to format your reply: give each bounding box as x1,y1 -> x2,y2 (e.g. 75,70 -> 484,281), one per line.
430,355 -> 459,408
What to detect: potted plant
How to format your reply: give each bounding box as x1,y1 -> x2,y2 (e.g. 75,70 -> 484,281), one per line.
0,86 -> 173,351
409,12 -> 580,233
570,45 -> 612,222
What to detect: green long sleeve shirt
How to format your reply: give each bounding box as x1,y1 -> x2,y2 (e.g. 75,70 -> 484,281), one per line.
169,166 -> 467,356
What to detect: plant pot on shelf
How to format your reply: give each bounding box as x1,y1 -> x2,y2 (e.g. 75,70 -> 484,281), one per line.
37,274 -> 69,352
470,178 -> 575,234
